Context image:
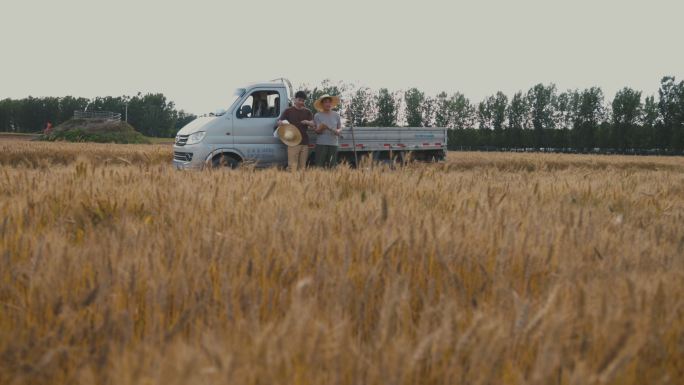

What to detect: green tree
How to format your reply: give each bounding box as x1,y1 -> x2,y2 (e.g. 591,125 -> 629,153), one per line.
16,97 -> 50,132
435,92 -> 475,129
658,76 -> 684,150
491,92 -> 508,146
375,88 -> 398,127
421,96 -> 435,127
507,91 -> 529,147
125,93 -> 176,137
639,95 -> 659,148
478,92 -> 507,131
491,92 -> 508,131
572,87 -> 604,149
174,110 -> 197,131
611,87 -> 642,150
345,87 -> 375,127
449,93 -> 476,130
0,94 -> 192,137
527,83 -> 557,147
554,90 -> 580,130
434,92 -> 451,127
507,91 -> 529,130
90,96 -> 126,115
58,96 -> 89,123
477,100 -> 493,130
404,88 -> 424,127
643,95 -> 660,128
0,99 -> 14,131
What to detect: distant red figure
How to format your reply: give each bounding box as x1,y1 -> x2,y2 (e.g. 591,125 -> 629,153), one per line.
44,121 -> 53,135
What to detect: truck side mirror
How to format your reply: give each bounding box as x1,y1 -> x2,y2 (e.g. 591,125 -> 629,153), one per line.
239,105 -> 252,118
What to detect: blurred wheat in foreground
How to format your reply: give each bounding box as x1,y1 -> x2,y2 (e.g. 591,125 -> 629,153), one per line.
1,140 -> 683,385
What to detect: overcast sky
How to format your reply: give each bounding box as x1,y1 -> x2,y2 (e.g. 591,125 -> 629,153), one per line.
1,0 -> 682,114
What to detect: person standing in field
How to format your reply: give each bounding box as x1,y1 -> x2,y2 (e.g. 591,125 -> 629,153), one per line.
313,94 -> 342,168
277,91 -> 315,171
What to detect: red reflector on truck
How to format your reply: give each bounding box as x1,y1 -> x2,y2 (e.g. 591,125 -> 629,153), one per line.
435,143 -> 442,146
356,144 -> 364,148
308,144 -> 315,148
341,144 -> 350,147
383,144 -> 391,147
423,143 -> 430,146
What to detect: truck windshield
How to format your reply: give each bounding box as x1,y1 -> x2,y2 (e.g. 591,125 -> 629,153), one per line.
213,89 -> 246,116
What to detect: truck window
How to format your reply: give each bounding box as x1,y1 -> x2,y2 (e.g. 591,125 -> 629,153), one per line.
237,90 -> 280,118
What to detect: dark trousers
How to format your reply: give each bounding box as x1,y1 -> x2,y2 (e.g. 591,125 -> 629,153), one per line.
315,145 -> 338,168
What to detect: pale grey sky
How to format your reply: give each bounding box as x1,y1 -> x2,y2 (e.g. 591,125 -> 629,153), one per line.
1,0 -> 682,114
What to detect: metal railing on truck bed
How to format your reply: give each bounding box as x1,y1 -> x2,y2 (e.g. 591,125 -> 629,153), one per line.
306,126 -> 447,152
73,111 -> 122,121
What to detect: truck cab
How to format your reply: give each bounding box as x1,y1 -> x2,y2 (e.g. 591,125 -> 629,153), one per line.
173,79 -> 293,169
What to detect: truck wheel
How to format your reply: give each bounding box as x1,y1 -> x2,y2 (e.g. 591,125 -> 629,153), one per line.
211,154 -> 241,169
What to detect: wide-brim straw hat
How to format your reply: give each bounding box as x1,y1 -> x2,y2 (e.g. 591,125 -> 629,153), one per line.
277,124 -> 302,146
313,94 -> 341,112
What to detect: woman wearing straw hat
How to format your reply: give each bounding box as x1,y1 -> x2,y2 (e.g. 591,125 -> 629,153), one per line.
313,94 -> 342,168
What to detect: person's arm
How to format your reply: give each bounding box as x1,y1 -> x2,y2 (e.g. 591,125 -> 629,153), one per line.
313,114 -> 324,134
276,109 -> 289,127
301,110 -> 315,128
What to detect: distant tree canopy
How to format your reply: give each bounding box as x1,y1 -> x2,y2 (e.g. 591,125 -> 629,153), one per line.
0,93 -> 196,138
3,76 -> 683,150
339,76 -> 684,152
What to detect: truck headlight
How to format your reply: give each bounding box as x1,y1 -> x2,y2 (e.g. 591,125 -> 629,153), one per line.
186,131 -> 206,145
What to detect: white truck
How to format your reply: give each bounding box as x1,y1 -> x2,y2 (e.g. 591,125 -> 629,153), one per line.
173,79 -> 447,169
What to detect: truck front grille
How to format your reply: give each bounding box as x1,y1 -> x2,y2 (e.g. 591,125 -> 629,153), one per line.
175,135 -> 189,146
173,151 -> 193,162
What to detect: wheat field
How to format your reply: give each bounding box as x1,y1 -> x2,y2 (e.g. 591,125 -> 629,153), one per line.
1,140 -> 683,385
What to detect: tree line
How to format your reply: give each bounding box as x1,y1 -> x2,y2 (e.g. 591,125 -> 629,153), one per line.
303,76 -> 684,153
0,93 -> 196,138
2,76 -> 683,151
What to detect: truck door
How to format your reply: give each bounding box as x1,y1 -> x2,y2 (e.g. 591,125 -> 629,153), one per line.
232,89 -> 283,165
265,90 -> 288,164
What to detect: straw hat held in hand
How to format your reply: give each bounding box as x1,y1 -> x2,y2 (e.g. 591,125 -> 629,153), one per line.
277,124 -> 303,146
